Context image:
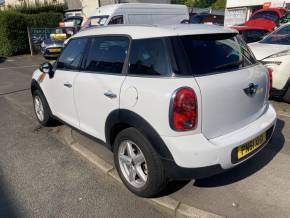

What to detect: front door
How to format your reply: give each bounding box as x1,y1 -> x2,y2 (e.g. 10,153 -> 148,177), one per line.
42,38 -> 88,127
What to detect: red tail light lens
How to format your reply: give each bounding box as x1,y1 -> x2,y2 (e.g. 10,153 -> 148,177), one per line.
267,68 -> 272,97
170,88 -> 197,131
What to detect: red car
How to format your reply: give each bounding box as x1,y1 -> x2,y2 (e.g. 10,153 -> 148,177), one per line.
245,8 -> 288,31
232,25 -> 271,43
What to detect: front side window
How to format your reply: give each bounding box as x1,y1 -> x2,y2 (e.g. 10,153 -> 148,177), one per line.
108,15 -> 124,25
57,38 -> 88,71
260,25 -> 290,45
84,36 -> 129,74
171,34 -> 257,75
87,15 -> 109,27
128,38 -> 171,76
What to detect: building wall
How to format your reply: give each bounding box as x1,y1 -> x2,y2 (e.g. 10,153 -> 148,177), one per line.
226,0 -> 290,8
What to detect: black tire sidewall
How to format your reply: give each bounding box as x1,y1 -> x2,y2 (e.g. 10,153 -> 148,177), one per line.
113,127 -> 165,197
33,90 -> 51,126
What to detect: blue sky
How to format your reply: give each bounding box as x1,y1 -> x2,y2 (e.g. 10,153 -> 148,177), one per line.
0,0 -> 4,5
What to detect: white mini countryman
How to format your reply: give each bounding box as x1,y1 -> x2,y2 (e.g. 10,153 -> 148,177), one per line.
31,24 -> 277,197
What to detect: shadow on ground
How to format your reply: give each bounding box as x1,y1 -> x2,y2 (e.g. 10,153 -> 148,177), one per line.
0,57 -> 7,64
194,118 -> 285,187
0,169 -> 20,217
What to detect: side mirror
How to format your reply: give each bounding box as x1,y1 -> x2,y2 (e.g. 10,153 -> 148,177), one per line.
39,62 -> 54,78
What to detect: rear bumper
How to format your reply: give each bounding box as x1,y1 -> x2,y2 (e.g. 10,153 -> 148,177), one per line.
162,104 -> 277,179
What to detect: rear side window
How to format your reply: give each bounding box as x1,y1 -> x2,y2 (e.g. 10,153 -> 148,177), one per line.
242,30 -> 268,43
173,34 -> 257,75
129,38 -> 171,76
84,36 -> 129,74
57,38 -> 88,71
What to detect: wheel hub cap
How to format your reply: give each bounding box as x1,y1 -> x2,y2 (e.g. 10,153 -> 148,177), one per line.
34,96 -> 44,122
118,140 -> 148,188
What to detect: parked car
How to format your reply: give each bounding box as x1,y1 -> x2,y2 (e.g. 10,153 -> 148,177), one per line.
244,8 -> 287,31
31,24 -> 276,197
59,16 -> 84,31
232,25 -> 271,43
41,27 -> 77,59
248,23 -> 290,103
189,12 -> 224,25
81,3 -> 189,29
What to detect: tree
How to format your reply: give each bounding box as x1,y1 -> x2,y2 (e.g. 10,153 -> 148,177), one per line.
171,0 -> 222,8
212,0 -> 226,9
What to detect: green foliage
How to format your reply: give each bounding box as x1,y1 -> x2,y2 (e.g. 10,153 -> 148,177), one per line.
212,0 -> 226,9
25,12 -> 63,28
0,12 -> 28,56
0,11 -> 63,56
6,2 -> 67,14
171,0 -> 225,8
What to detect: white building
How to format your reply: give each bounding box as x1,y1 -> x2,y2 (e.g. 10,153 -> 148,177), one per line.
225,0 -> 290,26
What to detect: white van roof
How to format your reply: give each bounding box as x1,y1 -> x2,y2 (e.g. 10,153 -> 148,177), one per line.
74,24 -> 237,40
94,3 -> 188,16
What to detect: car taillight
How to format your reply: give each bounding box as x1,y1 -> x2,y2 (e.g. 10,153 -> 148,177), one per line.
267,68 -> 272,97
170,87 -> 197,131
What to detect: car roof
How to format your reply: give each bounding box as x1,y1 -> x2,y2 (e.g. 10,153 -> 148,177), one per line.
93,3 -> 187,16
72,24 -> 237,40
232,25 -> 271,31
251,7 -> 287,17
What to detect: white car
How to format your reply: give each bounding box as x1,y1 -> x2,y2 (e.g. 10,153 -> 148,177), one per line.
31,24 -> 276,197
81,3 -> 189,29
248,23 -> 290,103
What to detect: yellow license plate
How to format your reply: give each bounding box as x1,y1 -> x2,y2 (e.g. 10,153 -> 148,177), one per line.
48,48 -> 61,53
237,132 -> 267,160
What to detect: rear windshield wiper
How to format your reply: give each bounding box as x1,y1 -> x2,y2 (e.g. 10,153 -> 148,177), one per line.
214,60 -> 243,71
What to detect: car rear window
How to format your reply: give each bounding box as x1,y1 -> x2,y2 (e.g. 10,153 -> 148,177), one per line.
170,34 -> 257,76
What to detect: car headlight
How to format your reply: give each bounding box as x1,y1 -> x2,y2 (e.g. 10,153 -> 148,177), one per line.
265,49 -> 290,59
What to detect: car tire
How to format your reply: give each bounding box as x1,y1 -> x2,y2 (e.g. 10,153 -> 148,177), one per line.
113,127 -> 167,198
283,86 -> 290,103
33,89 -> 56,126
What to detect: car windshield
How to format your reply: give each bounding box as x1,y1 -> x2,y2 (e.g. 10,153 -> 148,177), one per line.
260,25 -> 290,45
89,16 -> 109,26
170,34 -> 257,75
250,11 -> 279,22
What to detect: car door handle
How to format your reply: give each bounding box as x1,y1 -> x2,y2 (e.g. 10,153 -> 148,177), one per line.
104,91 -> 117,99
63,81 -> 72,88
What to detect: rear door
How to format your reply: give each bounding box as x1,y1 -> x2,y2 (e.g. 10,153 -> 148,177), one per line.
177,34 -> 269,139
74,36 -> 130,141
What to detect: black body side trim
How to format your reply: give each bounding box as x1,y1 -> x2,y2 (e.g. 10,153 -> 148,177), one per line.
162,158 -> 224,180
105,109 -> 174,160
272,76 -> 290,98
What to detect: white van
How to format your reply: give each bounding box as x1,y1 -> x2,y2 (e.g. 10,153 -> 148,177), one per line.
81,3 -> 189,28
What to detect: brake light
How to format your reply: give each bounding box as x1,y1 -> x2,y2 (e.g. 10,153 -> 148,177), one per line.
267,68 -> 272,97
170,88 -> 197,131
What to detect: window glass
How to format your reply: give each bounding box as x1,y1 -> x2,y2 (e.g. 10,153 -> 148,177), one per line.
108,15 -> 124,25
84,36 -> 129,74
242,30 -> 268,43
250,11 -> 279,23
129,38 -> 171,76
57,38 -> 88,71
173,34 -> 256,75
260,25 -> 290,45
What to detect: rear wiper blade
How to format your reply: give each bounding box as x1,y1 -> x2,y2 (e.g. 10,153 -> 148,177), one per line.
214,60 -> 243,71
